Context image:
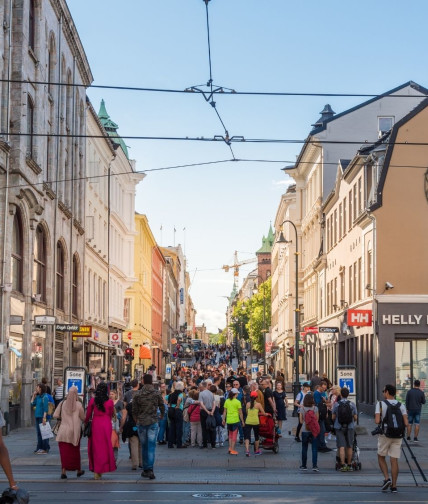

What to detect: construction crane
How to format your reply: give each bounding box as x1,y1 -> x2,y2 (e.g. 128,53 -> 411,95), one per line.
222,251 -> 257,291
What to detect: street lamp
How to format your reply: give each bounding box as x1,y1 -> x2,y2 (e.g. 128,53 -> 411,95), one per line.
276,220 -> 300,411
252,275 -> 267,374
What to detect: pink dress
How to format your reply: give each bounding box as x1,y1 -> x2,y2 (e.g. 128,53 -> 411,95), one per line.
85,398 -> 116,474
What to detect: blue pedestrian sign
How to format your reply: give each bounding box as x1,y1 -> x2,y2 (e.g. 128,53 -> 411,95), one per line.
67,378 -> 83,394
339,377 -> 354,394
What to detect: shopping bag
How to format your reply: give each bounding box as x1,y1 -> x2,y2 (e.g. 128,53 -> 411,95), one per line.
39,422 -> 54,440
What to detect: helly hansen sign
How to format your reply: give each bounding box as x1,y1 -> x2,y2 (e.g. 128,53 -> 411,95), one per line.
381,314 -> 428,325
347,309 -> 372,326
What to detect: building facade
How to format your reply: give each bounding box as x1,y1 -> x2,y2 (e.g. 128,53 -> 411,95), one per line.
0,0 -> 92,428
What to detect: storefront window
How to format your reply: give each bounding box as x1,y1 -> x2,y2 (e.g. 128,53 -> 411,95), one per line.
395,339 -> 428,418
8,335 -> 23,405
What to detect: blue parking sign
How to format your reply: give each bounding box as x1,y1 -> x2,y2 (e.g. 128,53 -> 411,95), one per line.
339,378 -> 354,394
67,378 -> 83,394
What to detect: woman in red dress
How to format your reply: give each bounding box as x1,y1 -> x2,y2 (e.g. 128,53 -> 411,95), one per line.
85,382 -> 116,479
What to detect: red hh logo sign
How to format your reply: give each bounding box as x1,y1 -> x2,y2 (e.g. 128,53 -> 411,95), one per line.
347,309 -> 372,327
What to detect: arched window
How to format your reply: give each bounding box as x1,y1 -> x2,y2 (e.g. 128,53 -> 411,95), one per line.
27,95 -> 35,158
11,212 -> 23,292
72,255 -> 78,317
56,242 -> 65,310
29,0 -> 35,50
48,34 -> 56,95
33,225 -> 46,301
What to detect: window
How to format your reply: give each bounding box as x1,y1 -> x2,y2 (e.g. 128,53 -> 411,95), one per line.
48,35 -> 56,95
29,0 -> 35,50
27,95 -> 35,158
72,255 -> 78,316
378,116 -> 394,135
358,257 -> 362,302
353,261 -> 358,303
56,242 -> 65,310
349,265 -> 353,305
339,203 -> 343,240
11,212 -> 23,292
334,277 -> 338,310
348,191 -> 353,229
340,269 -> 345,304
353,184 -> 358,221
33,225 -> 46,301
333,209 -> 337,246
343,197 -> 347,235
358,177 -> 362,215
366,241 -> 373,293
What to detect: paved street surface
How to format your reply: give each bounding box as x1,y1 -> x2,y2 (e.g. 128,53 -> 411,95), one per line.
1,411 -> 427,503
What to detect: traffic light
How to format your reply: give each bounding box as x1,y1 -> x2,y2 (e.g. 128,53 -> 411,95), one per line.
125,347 -> 134,360
287,347 -> 294,359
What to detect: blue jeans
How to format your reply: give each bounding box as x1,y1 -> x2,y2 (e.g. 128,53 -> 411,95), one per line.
35,417 -> 49,452
317,419 -> 327,449
182,420 -> 190,445
138,423 -> 159,471
301,431 -> 318,468
158,415 -> 167,442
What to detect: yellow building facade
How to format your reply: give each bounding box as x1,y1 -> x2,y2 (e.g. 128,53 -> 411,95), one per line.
126,214 -> 156,375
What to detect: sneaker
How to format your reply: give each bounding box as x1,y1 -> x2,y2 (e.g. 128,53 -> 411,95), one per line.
36,450 -> 47,454
390,487 -> 397,493
299,465 -> 307,471
254,450 -> 262,456
245,451 -> 250,457
414,437 -> 418,442
229,450 -> 238,455
381,478 -> 391,491
340,465 -> 348,472
347,465 -> 354,472
141,470 -> 155,480
312,466 -> 319,472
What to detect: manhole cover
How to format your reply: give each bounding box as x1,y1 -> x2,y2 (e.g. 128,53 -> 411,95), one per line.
192,493 -> 242,499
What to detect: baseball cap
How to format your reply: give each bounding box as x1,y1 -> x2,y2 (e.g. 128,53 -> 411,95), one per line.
250,391 -> 258,398
231,388 -> 239,394
303,382 -> 310,388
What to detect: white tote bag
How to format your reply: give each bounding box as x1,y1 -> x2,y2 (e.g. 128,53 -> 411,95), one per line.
39,422 -> 54,440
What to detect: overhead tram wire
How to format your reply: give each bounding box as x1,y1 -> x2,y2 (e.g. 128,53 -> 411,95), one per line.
0,77 -> 426,100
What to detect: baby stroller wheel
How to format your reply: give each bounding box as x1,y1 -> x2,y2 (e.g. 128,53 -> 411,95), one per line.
272,443 -> 279,454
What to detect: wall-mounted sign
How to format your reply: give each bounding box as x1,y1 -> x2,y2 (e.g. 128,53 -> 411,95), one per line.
165,363 -> 172,379
57,324 -> 80,332
319,326 -> 339,333
347,309 -> 372,327
9,315 -> 23,325
381,314 -> 428,326
34,315 -> 56,325
109,332 -> 122,346
64,366 -> 86,399
72,326 -> 92,338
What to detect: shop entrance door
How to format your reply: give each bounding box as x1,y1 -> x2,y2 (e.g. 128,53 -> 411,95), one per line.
395,339 -> 428,419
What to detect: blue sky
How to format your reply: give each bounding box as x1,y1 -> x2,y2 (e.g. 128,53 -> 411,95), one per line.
68,0 -> 428,332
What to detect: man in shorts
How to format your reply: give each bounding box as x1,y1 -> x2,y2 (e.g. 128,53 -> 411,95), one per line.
405,379 -> 426,442
375,384 -> 408,494
332,387 -> 357,471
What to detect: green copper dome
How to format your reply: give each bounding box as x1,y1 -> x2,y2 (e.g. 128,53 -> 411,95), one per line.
98,99 -> 129,159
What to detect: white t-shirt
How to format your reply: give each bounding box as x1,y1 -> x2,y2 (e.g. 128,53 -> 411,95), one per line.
375,399 -> 407,420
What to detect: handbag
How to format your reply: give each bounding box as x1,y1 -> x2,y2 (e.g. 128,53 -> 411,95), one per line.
52,401 -> 63,436
39,421 -> 54,440
206,414 -> 216,430
83,406 -> 94,438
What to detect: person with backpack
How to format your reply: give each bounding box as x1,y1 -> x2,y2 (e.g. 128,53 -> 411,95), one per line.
294,382 -> 310,442
374,384 -> 408,494
299,393 -> 320,472
313,381 -> 331,452
331,387 -> 357,471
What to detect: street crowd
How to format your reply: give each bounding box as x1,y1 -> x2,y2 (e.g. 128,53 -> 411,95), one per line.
18,344 -> 426,497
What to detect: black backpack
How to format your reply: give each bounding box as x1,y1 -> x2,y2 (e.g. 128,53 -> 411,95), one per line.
382,400 -> 405,439
317,400 -> 327,421
337,400 -> 353,427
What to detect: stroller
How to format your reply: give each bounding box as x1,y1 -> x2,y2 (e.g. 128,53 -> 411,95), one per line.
334,430 -> 362,470
259,413 -> 280,454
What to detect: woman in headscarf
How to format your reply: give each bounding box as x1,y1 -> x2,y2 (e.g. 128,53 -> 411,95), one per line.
84,382 -> 116,479
53,386 -> 85,479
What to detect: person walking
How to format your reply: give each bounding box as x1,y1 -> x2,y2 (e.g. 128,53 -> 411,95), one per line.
198,380 -> 216,449
222,388 -> 245,456
85,382 -> 116,480
244,391 -> 265,456
405,379 -> 426,442
299,393 -> 320,472
375,384 -> 408,493
294,382 -> 310,442
273,381 -> 287,434
132,373 -> 165,480
157,383 -> 168,445
53,378 -> 64,408
0,409 -> 20,492
167,381 -> 185,448
53,386 -> 86,479
30,383 -> 49,454
331,387 -> 358,471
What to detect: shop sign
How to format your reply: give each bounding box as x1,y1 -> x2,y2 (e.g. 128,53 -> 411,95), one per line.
72,325 -> 92,337
347,309 -> 372,326
9,315 -> 23,325
57,323 -> 79,332
381,314 -> 428,326
319,326 -> 339,333
109,332 -> 122,346
34,315 -> 56,325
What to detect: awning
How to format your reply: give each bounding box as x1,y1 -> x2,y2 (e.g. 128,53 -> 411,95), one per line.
139,346 -> 152,360
86,338 -> 115,351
